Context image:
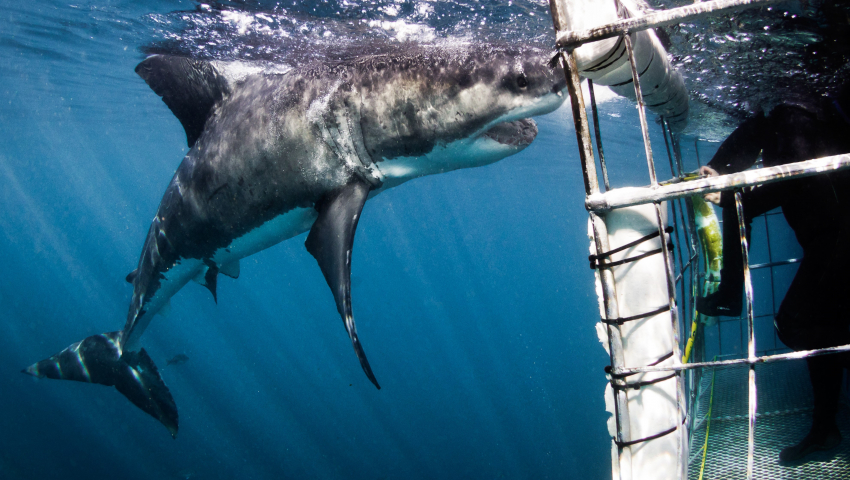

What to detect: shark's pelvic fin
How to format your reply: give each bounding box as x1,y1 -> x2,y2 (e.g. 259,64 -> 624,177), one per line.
203,265 -> 219,303
219,259 -> 240,279
305,178 -> 380,390
125,268 -> 139,284
192,260 -> 238,303
193,264 -> 219,303
22,331 -> 179,438
134,55 -> 230,147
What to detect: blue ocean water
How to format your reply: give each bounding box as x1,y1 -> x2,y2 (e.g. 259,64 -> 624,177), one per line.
0,0 -> 822,479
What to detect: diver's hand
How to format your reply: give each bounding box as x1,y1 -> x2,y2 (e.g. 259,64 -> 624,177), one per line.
700,166 -> 721,204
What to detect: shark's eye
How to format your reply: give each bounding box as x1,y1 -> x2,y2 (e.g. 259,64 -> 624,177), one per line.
517,74 -> 528,88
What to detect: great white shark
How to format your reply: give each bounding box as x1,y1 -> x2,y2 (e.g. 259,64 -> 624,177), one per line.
23,43 -> 567,437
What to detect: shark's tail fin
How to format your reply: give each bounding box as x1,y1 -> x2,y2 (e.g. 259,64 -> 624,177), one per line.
22,331 -> 178,438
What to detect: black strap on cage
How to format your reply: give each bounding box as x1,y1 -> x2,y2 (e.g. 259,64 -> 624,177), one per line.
602,304 -> 670,326
614,424 -> 678,448
605,350 -> 674,379
614,372 -> 678,391
589,226 -> 674,269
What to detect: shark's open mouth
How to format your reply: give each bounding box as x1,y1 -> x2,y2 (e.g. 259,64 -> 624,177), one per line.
481,118 -> 538,147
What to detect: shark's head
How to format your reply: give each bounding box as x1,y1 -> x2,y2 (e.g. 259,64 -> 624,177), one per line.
354,44 -> 567,187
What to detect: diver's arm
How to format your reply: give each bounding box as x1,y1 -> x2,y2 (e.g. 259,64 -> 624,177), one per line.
707,112 -> 766,175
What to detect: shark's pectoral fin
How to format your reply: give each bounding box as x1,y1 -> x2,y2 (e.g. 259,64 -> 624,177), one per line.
22,332 -> 179,438
305,178 -> 380,390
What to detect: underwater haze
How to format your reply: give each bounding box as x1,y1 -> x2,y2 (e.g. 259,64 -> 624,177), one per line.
1,0 -> 839,479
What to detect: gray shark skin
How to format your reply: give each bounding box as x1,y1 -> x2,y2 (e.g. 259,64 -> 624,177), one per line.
24,43 -> 566,437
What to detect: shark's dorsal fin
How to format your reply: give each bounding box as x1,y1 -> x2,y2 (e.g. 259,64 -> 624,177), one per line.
305,178 -> 380,389
135,55 -> 230,148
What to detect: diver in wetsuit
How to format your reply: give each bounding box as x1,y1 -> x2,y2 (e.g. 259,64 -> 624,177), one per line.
696,90 -> 850,462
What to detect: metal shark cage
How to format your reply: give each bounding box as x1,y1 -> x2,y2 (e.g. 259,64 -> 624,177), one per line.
547,0 -> 850,478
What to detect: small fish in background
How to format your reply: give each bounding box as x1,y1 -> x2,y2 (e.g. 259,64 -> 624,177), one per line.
164,354 -> 189,369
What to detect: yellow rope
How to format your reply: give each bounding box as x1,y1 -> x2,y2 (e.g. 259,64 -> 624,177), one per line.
682,264 -> 701,363
682,313 -> 699,363
698,362 -> 717,480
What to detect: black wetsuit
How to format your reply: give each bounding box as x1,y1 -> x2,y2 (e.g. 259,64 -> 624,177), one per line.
707,101 -> 850,436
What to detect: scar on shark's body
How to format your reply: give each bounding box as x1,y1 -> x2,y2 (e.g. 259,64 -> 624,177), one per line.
24,43 -> 567,437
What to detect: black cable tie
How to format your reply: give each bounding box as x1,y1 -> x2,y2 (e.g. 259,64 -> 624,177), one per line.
614,425 -> 678,448
602,305 -> 670,326
605,350 -> 674,378
589,226 -> 673,264
590,238 -> 675,270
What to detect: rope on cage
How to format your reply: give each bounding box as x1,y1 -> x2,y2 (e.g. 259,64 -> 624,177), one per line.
698,359 -> 718,480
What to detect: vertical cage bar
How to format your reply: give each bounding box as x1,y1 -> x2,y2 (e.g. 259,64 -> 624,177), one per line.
734,191 -> 757,479
668,124 -> 686,179
694,138 -> 702,167
661,119 -> 684,254
619,14 -> 658,186
691,140 -> 707,364
559,50 -> 599,196
763,214 -> 782,351
667,123 -> 698,258
588,79 -> 611,191
660,119 -> 690,354
653,201 -> 684,476
662,119 -> 697,261
661,126 -> 684,241
660,117 -> 691,478
548,3 -> 632,477
687,195 -> 701,423
590,213 -> 634,480
574,63 -> 634,480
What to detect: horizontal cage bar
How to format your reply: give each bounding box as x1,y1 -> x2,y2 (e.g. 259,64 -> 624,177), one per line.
555,0 -> 783,50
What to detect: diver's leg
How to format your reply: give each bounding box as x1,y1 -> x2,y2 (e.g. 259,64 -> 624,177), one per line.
777,255 -> 850,462
779,355 -> 843,462
809,355 -> 843,436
